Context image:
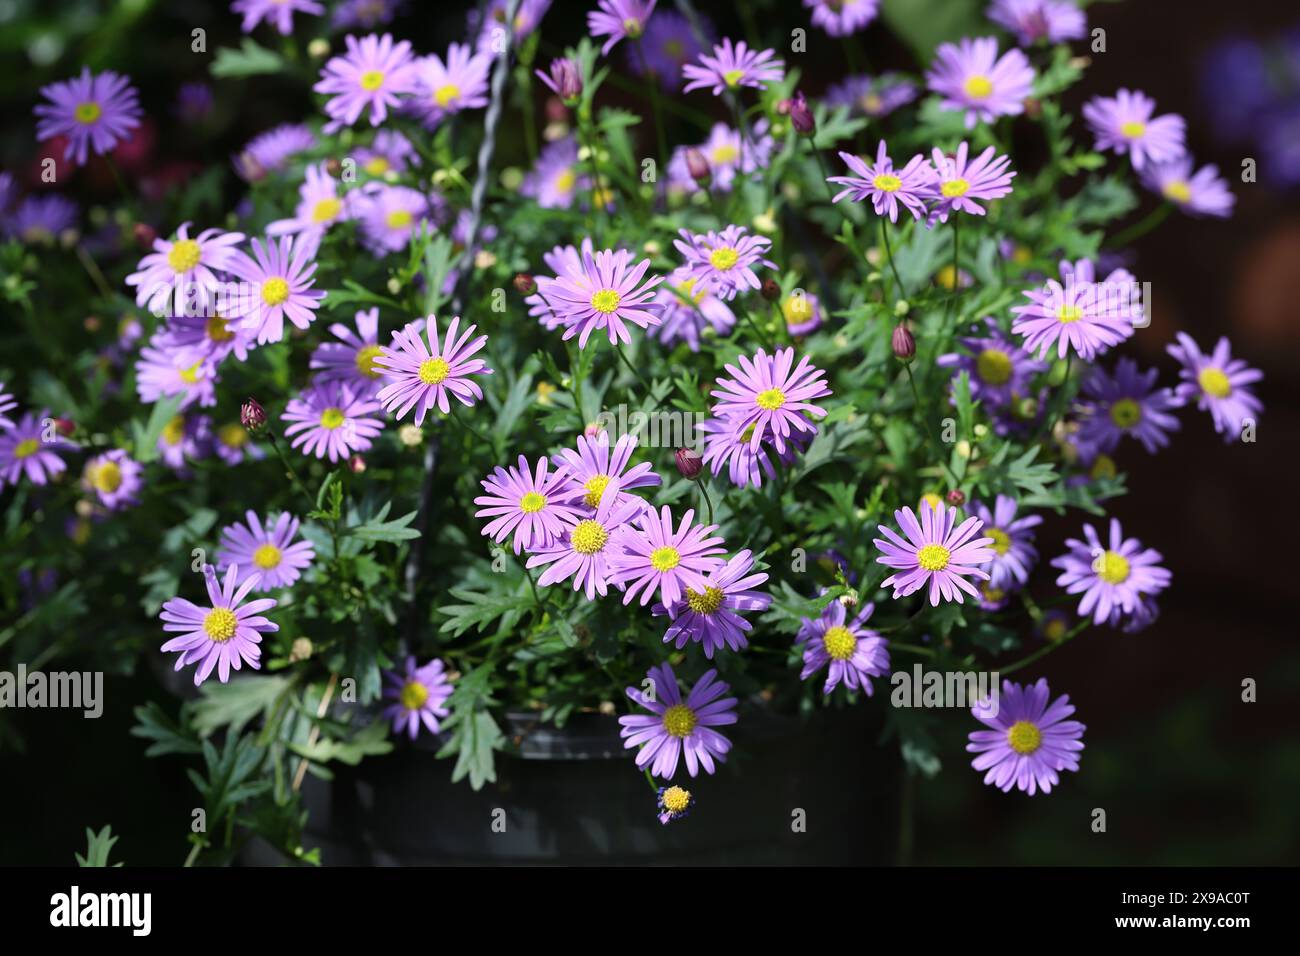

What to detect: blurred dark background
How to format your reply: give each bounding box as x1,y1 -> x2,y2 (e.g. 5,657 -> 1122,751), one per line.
1,0 -> 1297,865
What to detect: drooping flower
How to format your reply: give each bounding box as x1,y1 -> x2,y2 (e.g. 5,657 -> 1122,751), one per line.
926,36 -> 1035,129
1051,518 -> 1170,627
521,136 -> 582,209
556,431 -> 661,514
827,141 -> 935,222
355,185 -> 430,254
968,494 -> 1041,591
672,225 -> 774,300
649,270 -> 737,351
160,565 -> 277,685
474,455 -> 582,554
125,223 -> 245,316
374,315 -> 493,424
525,487 -> 643,599
382,657 -> 454,739
310,307 -> 387,396
1075,358 -> 1183,455
618,662 -> 737,779
1140,157 -> 1235,218
313,33 -> 419,131
682,38 -> 784,95
967,678 -> 1085,795
226,235 -> 326,344
797,599 -> 890,695
0,411 -> 70,489
629,10 -> 711,90
874,501 -> 996,605
282,381 -> 384,462
534,247 -> 664,348
34,67 -> 141,167
710,346 -> 831,453
926,142 -> 1016,223
987,0 -> 1086,46
825,72 -> 918,119
656,785 -> 695,824
409,42 -> 492,128
588,0 -> 657,55
654,549 -> 771,658
1166,332 -> 1263,441
267,163 -> 353,242
697,413 -> 813,488
231,0 -> 324,35
803,0 -> 879,36
1082,89 -> 1186,170
937,317 -> 1048,410
216,511 -> 317,591
607,505 -> 726,607
5,195 -> 79,244
82,449 -> 143,510
1010,258 -> 1138,361
155,313 -> 256,368
234,123 -> 315,181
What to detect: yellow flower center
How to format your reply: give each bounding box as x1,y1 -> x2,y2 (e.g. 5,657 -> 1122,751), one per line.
14,438 -> 40,459
1109,398 -> 1141,429
650,546 -> 681,572
1090,454 -> 1117,481
167,239 -> 202,273
722,69 -> 745,87
686,586 -> 724,614
320,407 -> 346,430
1007,720 -> 1042,755
312,197 -> 343,223
570,519 -> 609,555
862,92 -> 884,113
162,415 -> 186,446
418,357 -> 450,384
1120,120 -> 1146,139
1198,367 -> 1231,398
920,492 -> 944,511
385,209 -> 413,230
261,277 -> 290,306
253,543 -> 282,569
178,361 -> 204,385
623,17 -> 644,38
872,173 -> 902,192
916,543 -> 951,572
1012,245 -> 1033,264
782,295 -> 813,324
822,625 -> 857,660
963,74 -> 993,99
1043,617 -> 1068,642
987,527 -> 1011,555
355,344 -> 384,378
941,178 -> 970,198
364,156 -> 389,176
1056,304 -> 1083,324
662,703 -> 697,737
203,607 -> 238,643
359,70 -> 385,91
1096,550 -> 1130,584
219,424 -> 247,447
1162,180 -> 1192,204
91,461 -> 122,493
711,144 -> 739,164
206,315 -> 234,342
400,680 -> 429,710
582,474 -> 611,508
74,101 -> 102,124
976,348 -> 1013,385
708,246 -> 739,271
554,168 -> 576,193
519,491 -> 547,514
434,83 -> 461,108
590,288 -> 622,313
755,387 -> 786,410
661,785 -> 691,813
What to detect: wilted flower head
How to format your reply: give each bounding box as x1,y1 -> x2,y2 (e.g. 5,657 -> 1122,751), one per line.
536,57 -> 582,102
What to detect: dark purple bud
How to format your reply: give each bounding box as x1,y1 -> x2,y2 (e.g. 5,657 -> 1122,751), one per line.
132,222 -> 157,249
675,447 -> 704,480
789,92 -> 815,136
685,147 -> 710,183
946,489 -> 966,507
760,278 -> 781,302
892,324 -> 916,361
538,58 -> 582,104
513,273 -> 537,296
241,398 -> 267,433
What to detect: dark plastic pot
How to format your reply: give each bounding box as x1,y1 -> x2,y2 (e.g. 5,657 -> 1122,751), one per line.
248,703 -> 901,865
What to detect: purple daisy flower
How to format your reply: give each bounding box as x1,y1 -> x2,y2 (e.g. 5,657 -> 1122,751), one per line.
474,454 -> 583,555
608,506 -> 726,608
231,0 -> 324,35
355,129 -> 415,177
0,382 -> 17,429
588,0 -> 657,55
656,784 -> 695,824
828,141 -> 935,223
1051,518 -> 1171,627
6,194 -> 78,244
227,234 -> 326,344
557,431 -> 662,514
314,33 -> 419,131
135,343 -> 217,409
654,549 -> 771,658
525,488 -> 642,599
355,185 -> 430,255
927,37 -> 1035,129
410,42 -> 492,129
803,0 -> 879,36
780,290 -> 823,337
521,136 -> 582,209
697,413 -> 812,489
1140,157 -> 1235,218
710,346 -> 831,453
682,38 -> 784,95
282,381 -> 384,462
334,0 -> 404,30
673,225 -> 774,300
216,511 -> 317,591
0,411 -> 70,489
155,313 -> 257,368
34,67 -> 141,167
1075,358 -> 1183,454
628,10 -> 711,91
125,223 -> 245,316
874,501 -> 996,605
797,599 -> 890,695
967,677 -> 1085,795
173,83 -> 213,125
650,270 -> 737,351
157,413 -> 212,471
535,57 -> 582,102
618,662 -> 737,779
310,307 -> 386,396
666,122 -> 774,195
988,0 -> 1086,46
534,246 -> 664,349
382,657 -> 453,739
969,494 -> 1041,590
374,316 -> 493,424
937,317 -> 1047,409
1082,89 -> 1186,171
825,72 -> 918,119
1010,259 -> 1138,361
267,163 -> 354,242
235,123 -> 315,181
926,141 -> 1016,223
160,565 -> 277,685
469,0 -> 552,50
214,421 -> 264,465
82,449 -> 143,511
1166,333 -> 1263,441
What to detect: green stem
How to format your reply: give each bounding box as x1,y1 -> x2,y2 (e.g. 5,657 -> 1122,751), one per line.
638,39 -> 668,170
265,429 -> 313,508
810,141 -> 836,203
612,339 -> 654,393
695,477 -> 714,526
643,768 -> 659,793
449,402 -> 493,447
879,217 -> 908,299
745,309 -> 776,351
1106,202 -> 1172,249
998,622 -> 1088,676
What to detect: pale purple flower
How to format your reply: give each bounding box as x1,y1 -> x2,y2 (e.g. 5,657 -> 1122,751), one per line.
557,431 -> 661,514
710,346 -> 831,453
804,0 -> 879,36
0,411 -> 70,489
1166,333 -> 1263,441
355,129 -> 415,177
697,413 -> 811,489
6,195 -> 78,244
0,382 -> 17,429
797,600 -> 890,694
825,72 -> 917,119
937,317 -> 1048,409
534,247 -> 664,349
969,494 -> 1041,590
618,662 -> 737,779
654,549 -> 771,658
231,0 -> 324,35
161,565 -> 277,685
314,33 -> 419,131
1051,518 -> 1170,627
1140,157 -> 1235,218
34,68 -> 141,167
608,505 -> 726,607
874,501 -> 996,605
987,0 -> 1086,46
672,225 -> 774,300
468,0 -> 552,50
155,313 -> 257,368
267,163 -> 353,242
235,123 -> 315,181
666,122 -> 774,195
682,38 -> 784,95
526,488 -> 642,600
355,185 -> 429,254
927,37 -> 1034,129
410,42 -> 492,128
926,141 -> 1016,223
649,270 -> 737,351
125,223 -> 245,316
382,657 -> 453,739
1011,258 -> 1139,361
521,136 -> 581,209
83,449 -> 143,510
134,343 -> 218,409
157,413 -> 212,471
282,381 -> 384,462
226,235 -> 326,344
310,307 -> 386,396
1075,357 -> 1183,454
828,141 -> 935,222
216,511 -> 317,591
968,678 -> 1085,795
1082,89 -> 1186,170
535,57 -> 582,102
629,10 -> 711,90
474,455 -> 582,554
588,0 -> 657,55
374,315 -> 493,424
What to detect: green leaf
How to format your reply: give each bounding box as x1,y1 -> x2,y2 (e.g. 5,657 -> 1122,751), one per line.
131,701 -> 202,757
287,719 -> 392,767
211,39 -> 286,78
350,502 -> 421,543
191,674 -> 292,737
437,586 -> 531,638
132,394 -> 184,463
75,825 -> 122,868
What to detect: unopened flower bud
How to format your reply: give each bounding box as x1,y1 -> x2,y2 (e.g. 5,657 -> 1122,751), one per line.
241,398 -> 267,432
675,447 -> 704,479
349,454 -> 366,474
946,489 -> 966,507
83,315 -> 101,332
788,91 -> 815,136
54,417 -> 76,437
584,420 -> 605,439
891,324 -> 916,361
539,57 -> 582,105
307,38 -> 330,59
760,278 -> 781,302
132,222 -> 157,249
685,147 -> 710,183
289,637 -> 314,662
513,273 -> 537,295
324,157 -> 343,177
